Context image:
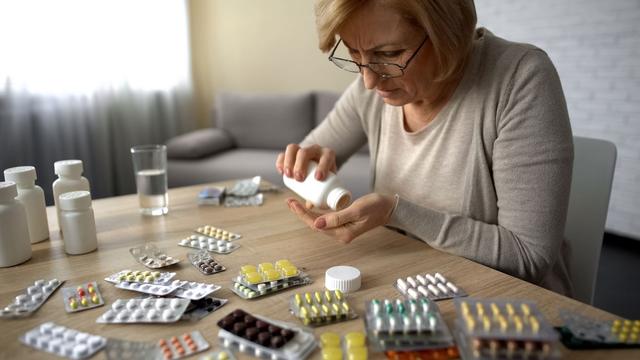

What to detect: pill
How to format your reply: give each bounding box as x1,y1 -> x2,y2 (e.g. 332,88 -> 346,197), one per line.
437,283 -> 448,294
407,277 -> 417,288
425,274 -> 436,284
321,332 -> 341,347
407,288 -> 419,299
396,278 -> 408,292
446,282 -> 459,294
416,274 -> 427,286
427,284 -> 440,296
434,272 -> 446,283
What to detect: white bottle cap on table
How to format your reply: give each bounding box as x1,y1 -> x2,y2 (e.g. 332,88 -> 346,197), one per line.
4,166 -> 37,185
58,191 -> 92,211
54,160 -> 83,177
0,181 -> 18,202
325,265 -> 361,293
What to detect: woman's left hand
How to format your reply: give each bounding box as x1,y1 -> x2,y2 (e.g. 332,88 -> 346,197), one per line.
286,193 -> 397,243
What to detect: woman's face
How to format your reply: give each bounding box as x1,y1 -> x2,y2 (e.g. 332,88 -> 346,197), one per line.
339,2 -> 434,106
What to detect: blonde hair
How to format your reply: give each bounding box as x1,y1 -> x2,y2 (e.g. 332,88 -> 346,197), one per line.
315,0 -> 477,82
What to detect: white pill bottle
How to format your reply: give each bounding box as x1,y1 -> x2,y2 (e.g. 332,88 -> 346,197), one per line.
3,166 -> 50,243
0,181 -> 32,267
58,191 -> 98,255
283,161 -> 352,210
52,160 -> 90,235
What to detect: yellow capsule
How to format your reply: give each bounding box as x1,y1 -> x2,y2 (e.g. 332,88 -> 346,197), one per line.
513,315 -> 523,333
320,332 -> 340,347
258,262 -> 274,272
311,305 -> 320,315
322,304 -> 330,315
483,316 -> 491,331
499,316 -> 508,333
347,346 -> 367,360
324,290 -> 332,302
240,265 -> 257,275
466,316 -> 476,331
334,289 -> 343,301
300,306 -> 309,318
490,303 -> 500,317
613,319 -> 622,328
476,303 -> 485,317
91,295 -> 99,304
245,272 -> 263,284
305,292 -> 313,304
530,316 -> 540,334
506,303 -> 515,317
322,347 -> 342,360
217,351 -> 229,360
345,332 -> 366,348
461,301 -> 470,315
80,297 -> 88,307
332,303 -> 340,315
315,291 -> 322,303
342,302 -> 350,313
69,298 -> 78,309
294,293 -> 302,307
521,303 -> 531,316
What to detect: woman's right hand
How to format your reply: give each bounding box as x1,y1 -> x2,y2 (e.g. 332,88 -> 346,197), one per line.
276,143 -> 337,182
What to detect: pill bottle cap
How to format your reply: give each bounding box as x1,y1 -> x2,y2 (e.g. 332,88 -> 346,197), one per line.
59,191 -> 92,211
4,166 -> 37,186
327,187 -> 351,211
54,160 -> 84,177
0,181 -> 18,202
325,265 -> 361,293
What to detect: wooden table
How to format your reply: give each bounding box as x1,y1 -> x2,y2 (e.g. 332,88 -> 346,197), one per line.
0,182 -> 637,359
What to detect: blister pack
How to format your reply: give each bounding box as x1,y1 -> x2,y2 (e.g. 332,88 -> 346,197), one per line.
198,187 -> 226,206
217,309 -> 317,360
172,281 -> 221,301
224,193 -> 264,207
365,298 -> 455,352
235,260 -> 300,287
130,244 -> 180,269
179,235 -> 240,254
96,298 -> 190,324
181,297 -> 228,322
0,278 -> 64,318
556,310 -> 640,349
231,274 -> 312,300
289,290 -> 357,327
104,339 -> 160,360
115,279 -> 185,297
319,332 -> 368,360
104,270 -> 175,284
194,225 -> 242,241
157,331 -> 210,360
188,250 -> 226,275
199,349 -> 237,360
394,272 -> 466,301
227,176 -> 261,197
453,298 -> 560,359
62,281 -> 104,313
20,322 -> 107,360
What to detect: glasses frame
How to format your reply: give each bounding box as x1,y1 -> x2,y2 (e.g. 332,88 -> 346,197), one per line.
328,35 -> 429,79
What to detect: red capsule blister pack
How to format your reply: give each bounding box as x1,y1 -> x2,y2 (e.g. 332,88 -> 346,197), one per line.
62,281 -> 105,313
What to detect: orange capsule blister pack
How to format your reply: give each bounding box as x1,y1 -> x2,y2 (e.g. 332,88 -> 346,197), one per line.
62,281 -> 105,313
157,330 -> 210,360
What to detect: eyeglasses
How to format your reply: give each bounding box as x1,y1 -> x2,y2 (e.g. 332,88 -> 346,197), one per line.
328,35 -> 428,79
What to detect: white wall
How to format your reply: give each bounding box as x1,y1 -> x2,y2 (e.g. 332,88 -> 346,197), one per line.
477,0 -> 640,239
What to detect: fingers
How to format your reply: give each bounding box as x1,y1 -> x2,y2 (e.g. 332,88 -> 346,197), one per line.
282,144 -> 300,178
293,145 -> 321,181
275,152 -> 285,175
314,207 -> 359,230
305,200 -> 314,209
315,147 -> 337,181
280,144 -> 338,181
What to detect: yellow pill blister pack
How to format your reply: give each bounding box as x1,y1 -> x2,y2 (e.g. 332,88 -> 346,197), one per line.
320,332 -> 368,360
453,298 -> 560,359
289,290 -> 357,327
194,225 -> 242,241
235,260 -> 300,287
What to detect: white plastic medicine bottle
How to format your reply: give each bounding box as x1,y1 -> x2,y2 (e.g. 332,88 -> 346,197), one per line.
0,181 -> 32,267
58,191 -> 98,255
52,160 -> 90,235
283,161 -> 352,211
4,166 -> 50,243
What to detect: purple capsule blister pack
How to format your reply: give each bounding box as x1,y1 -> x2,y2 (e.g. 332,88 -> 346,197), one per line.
96,298 -> 190,324
0,279 -> 64,318
20,322 -> 107,359
172,281 -> 222,301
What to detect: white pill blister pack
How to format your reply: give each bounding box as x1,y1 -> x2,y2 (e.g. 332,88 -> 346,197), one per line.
115,280 -> 185,296
394,272 -> 467,301
20,322 -> 107,360
194,225 -> 242,241
104,270 -> 176,285
178,235 -> 240,254
172,281 -> 222,301
0,279 -> 64,318
96,298 -> 190,324
129,243 -> 180,269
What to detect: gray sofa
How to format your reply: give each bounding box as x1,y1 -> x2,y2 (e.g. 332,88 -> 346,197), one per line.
166,91 -> 372,199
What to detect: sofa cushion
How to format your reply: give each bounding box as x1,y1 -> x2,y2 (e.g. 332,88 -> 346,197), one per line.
216,92 -> 314,150
167,128 -> 234,159
314,91 -> 341,127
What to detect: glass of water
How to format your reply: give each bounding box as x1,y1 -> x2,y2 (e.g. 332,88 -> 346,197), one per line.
130,144 -> 168,216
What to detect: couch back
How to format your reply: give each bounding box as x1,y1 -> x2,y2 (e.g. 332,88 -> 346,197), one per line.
215,91 -> 341,150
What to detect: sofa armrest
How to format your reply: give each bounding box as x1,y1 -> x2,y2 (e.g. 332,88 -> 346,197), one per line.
167,128 -> 234,159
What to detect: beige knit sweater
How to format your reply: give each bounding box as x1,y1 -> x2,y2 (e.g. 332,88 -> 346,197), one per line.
301,28 -> 574,295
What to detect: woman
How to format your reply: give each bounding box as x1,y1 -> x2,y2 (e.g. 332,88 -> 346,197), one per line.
276,0 -> 573,295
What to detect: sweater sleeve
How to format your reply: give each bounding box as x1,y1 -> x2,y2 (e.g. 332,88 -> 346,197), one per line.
387,50 -> 573,284
300,79 -> 369,168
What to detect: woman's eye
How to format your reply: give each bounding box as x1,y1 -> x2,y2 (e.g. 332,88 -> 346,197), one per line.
377,50 -> 404,59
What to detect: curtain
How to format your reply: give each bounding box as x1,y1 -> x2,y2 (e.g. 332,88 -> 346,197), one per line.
0,0 -> 194,204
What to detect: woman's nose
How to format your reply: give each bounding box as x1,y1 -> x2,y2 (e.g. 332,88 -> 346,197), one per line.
361,66 -> 380,90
